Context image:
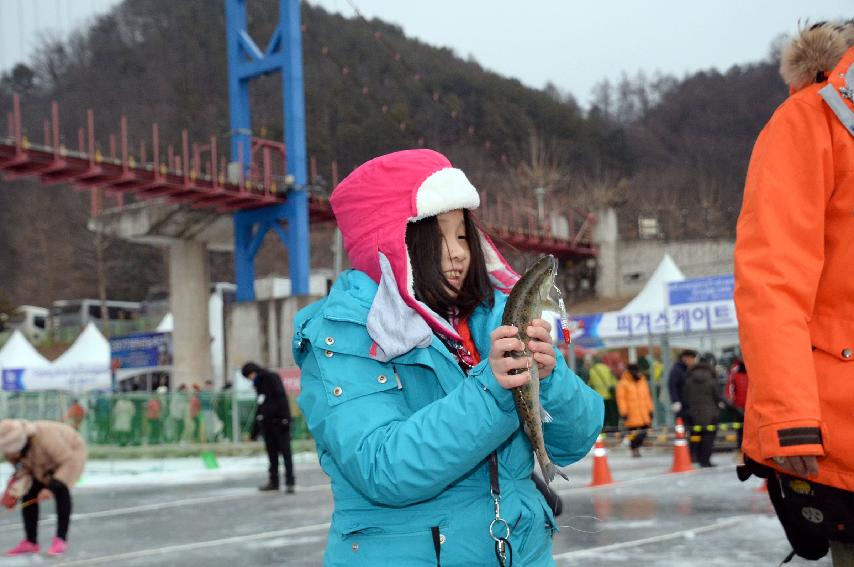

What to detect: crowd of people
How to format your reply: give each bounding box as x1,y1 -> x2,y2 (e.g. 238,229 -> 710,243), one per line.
60,382 -> 233,446
576,348 -> 749,464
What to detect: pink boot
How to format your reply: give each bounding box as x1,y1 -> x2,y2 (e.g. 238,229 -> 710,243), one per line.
46,537 -> 67,556
5,539 -> 39,556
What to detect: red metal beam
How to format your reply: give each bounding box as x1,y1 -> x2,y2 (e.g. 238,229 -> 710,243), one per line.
0,96 -> 596,260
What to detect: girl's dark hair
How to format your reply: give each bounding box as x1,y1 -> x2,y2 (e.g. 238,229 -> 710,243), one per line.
406,209 -> 494,322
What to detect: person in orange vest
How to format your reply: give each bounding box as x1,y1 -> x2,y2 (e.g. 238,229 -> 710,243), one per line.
145,388 -> 165,445
615,363 -> 653,457
63,399 -> 86,431
735,20 -> 854,564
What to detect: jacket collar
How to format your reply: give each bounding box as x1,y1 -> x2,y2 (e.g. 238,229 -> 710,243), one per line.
321,271 -> 465,391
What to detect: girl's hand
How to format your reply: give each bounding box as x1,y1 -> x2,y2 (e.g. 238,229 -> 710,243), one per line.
37,488 -> 52,502
488,326 -> 532,389
527,319 -> 556,380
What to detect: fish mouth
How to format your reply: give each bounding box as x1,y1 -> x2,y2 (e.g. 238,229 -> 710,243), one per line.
537,256 -> 558,301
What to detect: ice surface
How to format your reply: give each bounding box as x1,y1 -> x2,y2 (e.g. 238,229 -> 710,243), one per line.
0,448 -> 834,565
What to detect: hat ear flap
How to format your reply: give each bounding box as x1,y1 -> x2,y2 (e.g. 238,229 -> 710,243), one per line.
367,253 -> 433,362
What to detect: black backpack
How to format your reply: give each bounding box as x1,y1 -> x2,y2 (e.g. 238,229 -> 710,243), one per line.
738,457 -> 854,561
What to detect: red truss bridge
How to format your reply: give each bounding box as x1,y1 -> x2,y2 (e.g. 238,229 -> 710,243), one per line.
0,95 -> 597,260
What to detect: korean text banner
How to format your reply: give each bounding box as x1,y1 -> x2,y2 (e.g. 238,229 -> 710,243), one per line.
2,366 -> 111,392
110,332 -> 173,369
564,275 -> 737,341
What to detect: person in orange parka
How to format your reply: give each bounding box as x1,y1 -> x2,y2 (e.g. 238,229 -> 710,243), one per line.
615,363 -> 653,457
734,20 -> 854,564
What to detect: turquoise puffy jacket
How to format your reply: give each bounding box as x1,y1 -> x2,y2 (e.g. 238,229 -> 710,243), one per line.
294,270 -> 604,566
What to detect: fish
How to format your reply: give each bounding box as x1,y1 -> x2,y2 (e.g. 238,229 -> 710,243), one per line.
501,254 -> 569,485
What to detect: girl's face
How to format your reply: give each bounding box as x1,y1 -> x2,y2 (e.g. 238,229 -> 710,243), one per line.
436,209 -> 470,297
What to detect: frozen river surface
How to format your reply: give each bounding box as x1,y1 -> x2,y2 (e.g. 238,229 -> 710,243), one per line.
0,448 -> 830,566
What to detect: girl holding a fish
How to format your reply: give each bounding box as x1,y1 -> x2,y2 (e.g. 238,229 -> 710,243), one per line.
294,149 -> 603,566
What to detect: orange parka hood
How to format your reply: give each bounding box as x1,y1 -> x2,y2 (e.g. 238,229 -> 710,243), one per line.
780,20 -> 854,94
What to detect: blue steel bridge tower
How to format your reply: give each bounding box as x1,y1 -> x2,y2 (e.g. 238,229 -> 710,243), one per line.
225,0 -> 310,300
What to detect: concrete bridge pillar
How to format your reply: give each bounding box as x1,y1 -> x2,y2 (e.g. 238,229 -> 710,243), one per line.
90,203 -> 231,390
594,207 -> 619,298
169,239 -> 212,389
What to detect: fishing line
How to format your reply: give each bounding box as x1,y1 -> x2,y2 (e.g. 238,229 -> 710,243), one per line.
555,515 -> 604,534
1,496 -> 41,515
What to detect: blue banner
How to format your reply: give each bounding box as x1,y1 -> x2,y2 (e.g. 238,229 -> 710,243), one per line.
668,275 -> 734,305
559,313 -> 605,348
109,332 -> 172,369
2,368 -> 24,391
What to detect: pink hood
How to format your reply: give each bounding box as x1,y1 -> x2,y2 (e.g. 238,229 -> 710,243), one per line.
330,149 -> 518,357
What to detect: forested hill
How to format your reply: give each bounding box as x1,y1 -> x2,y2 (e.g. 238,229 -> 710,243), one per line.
608,61 -> 787,240
0,0 -> 788,310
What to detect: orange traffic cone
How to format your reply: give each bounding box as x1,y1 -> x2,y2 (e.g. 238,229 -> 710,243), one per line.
669,418 -> 694,474
589,434 -> 614,486
754,479 -> 768,493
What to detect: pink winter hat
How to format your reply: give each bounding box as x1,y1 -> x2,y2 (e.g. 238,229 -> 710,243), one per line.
0,420 -> 29,454
330,149 -> 480,284
330,149 -> 518,355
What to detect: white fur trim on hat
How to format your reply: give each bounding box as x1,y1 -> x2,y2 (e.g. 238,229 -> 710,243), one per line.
413,168 -> 480,221
0,420 -> 28,454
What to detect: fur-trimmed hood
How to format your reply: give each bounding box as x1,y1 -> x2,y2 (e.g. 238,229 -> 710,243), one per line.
780,20 -> 854,92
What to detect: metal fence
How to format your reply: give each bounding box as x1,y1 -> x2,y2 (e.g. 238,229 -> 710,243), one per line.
0,391 -> 311,446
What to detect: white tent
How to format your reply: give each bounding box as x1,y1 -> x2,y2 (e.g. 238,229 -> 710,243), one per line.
155,313 -> 173,333
1,324 -> 111,392
0,330 -> 50,369
621,253 -> 685,314
53,322 -> 110,367
44,322 -> 111,392
567,254 -> 738,350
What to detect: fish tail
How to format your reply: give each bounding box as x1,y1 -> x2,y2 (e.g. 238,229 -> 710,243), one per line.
540,458 -> 569,484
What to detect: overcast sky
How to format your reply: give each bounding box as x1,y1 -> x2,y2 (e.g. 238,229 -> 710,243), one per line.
0,0 -> 122,74
308,0 -> 851,105
1,0 -> 850,105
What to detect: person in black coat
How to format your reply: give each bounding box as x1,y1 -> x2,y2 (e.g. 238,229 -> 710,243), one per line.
682,353 -> 725,468
241,362 -> 296,493
667,349 -> 698,422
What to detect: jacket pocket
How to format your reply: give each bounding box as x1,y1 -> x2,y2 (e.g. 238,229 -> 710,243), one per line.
329,515 -> 449,566
514,495 -> 557,561
315,348 -> 400,407
808,313 -> 854,362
